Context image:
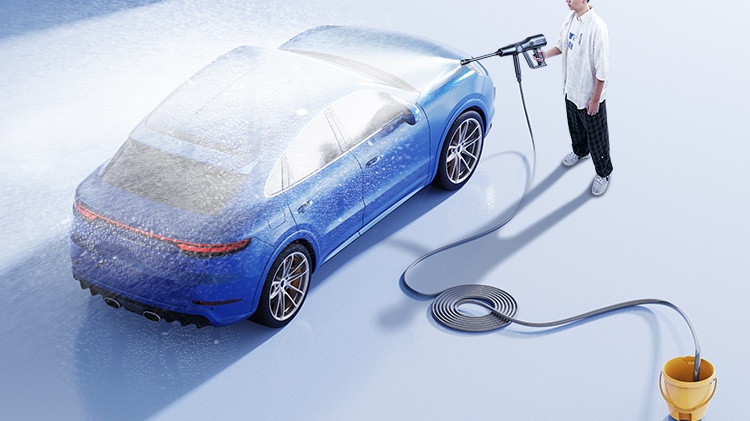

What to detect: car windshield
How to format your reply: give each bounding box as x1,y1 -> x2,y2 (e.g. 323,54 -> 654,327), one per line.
102,139 -> 246,216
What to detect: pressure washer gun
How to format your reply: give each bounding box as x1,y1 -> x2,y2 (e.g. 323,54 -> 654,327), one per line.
461,34 -> 547,82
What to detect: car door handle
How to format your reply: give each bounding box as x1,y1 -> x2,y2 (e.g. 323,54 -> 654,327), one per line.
297,200 -> 313,214
365,156 -> 381,168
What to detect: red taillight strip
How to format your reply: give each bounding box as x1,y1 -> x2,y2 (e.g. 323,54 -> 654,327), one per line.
75,201 -> 98,220
176,239 -> 251,255
74,201 -> 250,256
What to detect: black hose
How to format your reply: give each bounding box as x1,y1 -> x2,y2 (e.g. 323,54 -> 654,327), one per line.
401,68 -> 702,382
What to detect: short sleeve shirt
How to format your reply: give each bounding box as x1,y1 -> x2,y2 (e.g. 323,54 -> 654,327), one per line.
554,9 -> 610,109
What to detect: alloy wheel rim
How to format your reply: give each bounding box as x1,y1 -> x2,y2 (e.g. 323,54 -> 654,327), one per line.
446,118 -> 483,184
269,251 -> 310,321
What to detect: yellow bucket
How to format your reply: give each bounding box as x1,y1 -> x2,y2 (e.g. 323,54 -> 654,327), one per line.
659,356 -> 717,421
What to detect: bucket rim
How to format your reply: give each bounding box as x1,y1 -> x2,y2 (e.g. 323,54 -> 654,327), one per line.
662,356 -> 715,385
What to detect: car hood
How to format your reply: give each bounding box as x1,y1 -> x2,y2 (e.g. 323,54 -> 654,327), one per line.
280,25 -> 472,96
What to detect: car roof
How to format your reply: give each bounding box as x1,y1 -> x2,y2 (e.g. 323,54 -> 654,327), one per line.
143,47 -> 369,157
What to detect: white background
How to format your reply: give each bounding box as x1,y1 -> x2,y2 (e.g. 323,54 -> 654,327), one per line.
1,1 -> 748,419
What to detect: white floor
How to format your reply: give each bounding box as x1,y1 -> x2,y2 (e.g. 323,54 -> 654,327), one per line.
1,1 -> 748,420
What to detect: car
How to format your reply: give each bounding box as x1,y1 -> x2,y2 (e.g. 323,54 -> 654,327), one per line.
70,25 -> 496,328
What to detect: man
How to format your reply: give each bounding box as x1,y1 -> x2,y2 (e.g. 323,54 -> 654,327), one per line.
537,0 -> 613,195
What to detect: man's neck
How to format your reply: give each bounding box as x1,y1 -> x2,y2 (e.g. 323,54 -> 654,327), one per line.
575,4 -> 591,18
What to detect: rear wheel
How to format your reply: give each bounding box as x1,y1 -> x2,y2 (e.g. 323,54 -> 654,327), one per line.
434,110 -> 484,190
253,243 -> 311,328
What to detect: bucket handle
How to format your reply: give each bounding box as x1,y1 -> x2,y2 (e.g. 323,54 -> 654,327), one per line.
659,371 -> 718,414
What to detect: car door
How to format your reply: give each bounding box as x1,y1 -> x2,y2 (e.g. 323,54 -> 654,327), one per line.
328,90 -> 430,227
267,111 -> 364,263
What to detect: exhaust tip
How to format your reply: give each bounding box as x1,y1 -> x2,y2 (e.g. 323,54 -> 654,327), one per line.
143,311 -> 161,323
103,297 -> 121,309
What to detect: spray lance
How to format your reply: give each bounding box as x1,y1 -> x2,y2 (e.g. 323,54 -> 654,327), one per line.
402,35 -> 715,416
460,34 -> 548,81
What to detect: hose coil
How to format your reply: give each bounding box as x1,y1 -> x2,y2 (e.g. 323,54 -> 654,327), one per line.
431,285 -> 517,332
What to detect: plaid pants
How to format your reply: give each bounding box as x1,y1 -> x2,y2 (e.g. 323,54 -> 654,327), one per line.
566,98 -> 613,177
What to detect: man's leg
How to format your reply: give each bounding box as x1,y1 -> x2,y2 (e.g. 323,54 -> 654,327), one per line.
582,101 -> 613,178
566,98 -> 590,158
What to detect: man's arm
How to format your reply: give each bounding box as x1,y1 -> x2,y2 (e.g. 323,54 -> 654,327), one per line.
587,78 -> 605,116
536,46 -> 562,63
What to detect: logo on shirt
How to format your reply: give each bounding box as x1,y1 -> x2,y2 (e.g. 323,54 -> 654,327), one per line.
568,32 -> 583,50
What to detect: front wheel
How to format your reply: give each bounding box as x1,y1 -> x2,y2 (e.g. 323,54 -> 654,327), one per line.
252,243 -> 311,328
434,110 -> 484,190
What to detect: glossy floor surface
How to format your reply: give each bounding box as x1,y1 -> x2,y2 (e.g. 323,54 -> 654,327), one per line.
1,1 -> 748,419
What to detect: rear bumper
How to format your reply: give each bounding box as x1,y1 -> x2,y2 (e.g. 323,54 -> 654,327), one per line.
75,274 -> 215,327
69,232 -> 271,327
71,264 -> 252,327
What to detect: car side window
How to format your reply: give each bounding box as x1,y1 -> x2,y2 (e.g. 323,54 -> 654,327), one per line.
265,111 -> 343,196
328,91 -> 406,150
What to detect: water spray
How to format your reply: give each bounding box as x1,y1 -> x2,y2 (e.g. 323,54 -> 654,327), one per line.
403,34 -> 716,420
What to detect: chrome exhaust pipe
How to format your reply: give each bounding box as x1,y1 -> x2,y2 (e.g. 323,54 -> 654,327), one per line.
103,297 -> 121,309
143,311 -> 161,322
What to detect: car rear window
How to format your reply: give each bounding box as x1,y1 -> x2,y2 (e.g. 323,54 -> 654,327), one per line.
102,140 -> 245,216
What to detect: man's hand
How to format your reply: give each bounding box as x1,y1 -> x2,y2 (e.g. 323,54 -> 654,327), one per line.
534,50 -> 546,64
587,98 -> 600,116
537,47 -> 561,63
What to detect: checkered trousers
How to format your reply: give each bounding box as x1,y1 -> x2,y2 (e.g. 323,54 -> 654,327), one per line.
565,99 -> 613,177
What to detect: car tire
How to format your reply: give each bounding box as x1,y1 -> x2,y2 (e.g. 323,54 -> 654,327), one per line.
434,110 -> 484,190
252,243 -> 311,328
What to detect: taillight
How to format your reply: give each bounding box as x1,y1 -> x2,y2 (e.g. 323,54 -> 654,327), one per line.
75,201 -> 98,220
176,239 -> 251,257
74,200 -> 250,257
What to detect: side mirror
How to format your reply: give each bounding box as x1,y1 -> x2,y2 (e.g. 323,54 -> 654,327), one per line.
400,103 -> 420,126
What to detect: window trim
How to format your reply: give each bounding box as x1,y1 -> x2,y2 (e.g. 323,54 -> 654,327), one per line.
264,110 -> 347,197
